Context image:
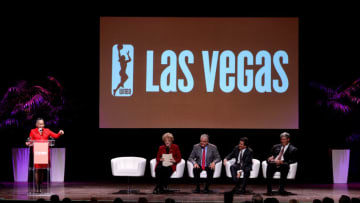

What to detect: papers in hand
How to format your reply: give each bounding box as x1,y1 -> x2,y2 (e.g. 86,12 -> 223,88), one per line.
162,153 -> 174,167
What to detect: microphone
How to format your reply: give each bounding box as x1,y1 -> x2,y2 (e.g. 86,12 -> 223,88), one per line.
39,128 -> 43,134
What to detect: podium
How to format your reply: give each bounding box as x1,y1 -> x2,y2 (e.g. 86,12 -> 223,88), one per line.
27,139 -> 55,196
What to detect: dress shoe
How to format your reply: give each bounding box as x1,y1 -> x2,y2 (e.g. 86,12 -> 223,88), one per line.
193,187 -> 201,193
153,186 -> 164,194
264,191 -> 273,196
279,190 -> 290,195
152,187 -> 159,194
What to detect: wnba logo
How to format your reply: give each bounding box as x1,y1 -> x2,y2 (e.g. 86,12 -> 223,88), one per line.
112,44 -> 134,97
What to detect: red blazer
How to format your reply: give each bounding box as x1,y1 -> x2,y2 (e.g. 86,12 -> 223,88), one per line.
29,128 -> 61,168
156,144 -> 182,172
29,128 -> 61,141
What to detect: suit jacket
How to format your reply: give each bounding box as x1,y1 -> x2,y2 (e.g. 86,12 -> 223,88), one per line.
29,128 -> 61,169
188,143 -> 221,167
269,144 -> 297,165
29,128 -> 61,140
225,146 -> 253,172
155,144 -> 182,172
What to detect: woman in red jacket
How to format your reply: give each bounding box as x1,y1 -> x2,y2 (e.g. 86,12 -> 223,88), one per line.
153,132 -> 181,194
26,118 -> 64,193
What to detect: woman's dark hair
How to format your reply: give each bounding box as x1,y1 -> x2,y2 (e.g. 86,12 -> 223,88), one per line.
36,118 -> 44,123
351,198 -> 360,203
339,195 -> 350,203
50,194 -> 60,202
113,198 -> 124,203
224,191 -> 234,203
312,199 -> 321,203
138,197 -> 148,203
165,198 -> 176,203
322,197 -> 334,203
252,193 -> 263,203
264,198 -> 279,203
62,197 -> 72,203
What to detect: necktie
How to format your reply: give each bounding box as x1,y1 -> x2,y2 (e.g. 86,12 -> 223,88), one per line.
239,150 -> 243,166
201,148 -> 206,170
277,146 -> 285,160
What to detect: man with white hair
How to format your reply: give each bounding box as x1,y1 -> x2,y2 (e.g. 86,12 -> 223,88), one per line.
188,134 -> 221,193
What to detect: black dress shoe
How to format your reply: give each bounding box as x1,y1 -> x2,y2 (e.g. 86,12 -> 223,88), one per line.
233,189 -> 245,194
153,186 -> 165,194
264,192 -> 273,196
193,187 -> 201,193
279,190 -> 289,195
232,187 -> 239,192
153,187 -> 159,194
232,187 -> 240,194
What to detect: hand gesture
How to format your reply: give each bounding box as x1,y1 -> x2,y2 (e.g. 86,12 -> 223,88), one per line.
223,159 -> 228,166
268,156 -> 274,162
237,171 -> 242,178
59,130 -> 64,135
194,163 -> 200,169
210,162 -> 216,170
275,160 -> 282,166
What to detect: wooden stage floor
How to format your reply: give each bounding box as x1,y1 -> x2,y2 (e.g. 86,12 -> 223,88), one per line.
0,182 -> 359,203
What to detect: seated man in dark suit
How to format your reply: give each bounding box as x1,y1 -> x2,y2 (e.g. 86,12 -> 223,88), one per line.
224,137 -> 253,194
266,132 -> 297,195
188,134 -> 221,193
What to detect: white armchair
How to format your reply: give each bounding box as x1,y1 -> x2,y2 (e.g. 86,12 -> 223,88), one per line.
225,158 -> 260,178
150,158 -> 185,178
111,157 -> 146,193
261,160 -> 298,179
187,160 -> 222,178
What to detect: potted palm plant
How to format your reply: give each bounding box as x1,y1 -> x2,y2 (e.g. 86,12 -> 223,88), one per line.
0,76 -> 66,129
0,76 -> 67,182
310,78 -> 360,183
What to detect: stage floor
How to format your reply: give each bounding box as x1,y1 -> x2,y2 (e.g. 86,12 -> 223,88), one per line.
0,182 -> 359,203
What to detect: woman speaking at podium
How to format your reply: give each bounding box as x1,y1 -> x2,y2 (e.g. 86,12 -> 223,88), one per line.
25,118 -> 64,193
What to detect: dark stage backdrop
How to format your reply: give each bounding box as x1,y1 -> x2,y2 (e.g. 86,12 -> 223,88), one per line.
1,6 -> 359,183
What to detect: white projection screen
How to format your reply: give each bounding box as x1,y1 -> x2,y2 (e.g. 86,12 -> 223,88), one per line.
100,17 -> 298,129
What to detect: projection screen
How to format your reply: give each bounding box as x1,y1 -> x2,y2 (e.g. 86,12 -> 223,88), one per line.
99,17 -> 298,129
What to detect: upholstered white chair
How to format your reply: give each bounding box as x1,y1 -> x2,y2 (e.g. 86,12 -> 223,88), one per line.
261,160 -> 298,179
111,157 -> 146,193
187,160 -> 222,178
150,158 -> 185,178
225,158 -> 261,178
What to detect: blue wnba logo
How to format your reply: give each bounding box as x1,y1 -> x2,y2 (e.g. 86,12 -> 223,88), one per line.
112,44 -> 134,97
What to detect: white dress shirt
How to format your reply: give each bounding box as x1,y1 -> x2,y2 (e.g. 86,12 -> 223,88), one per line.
237,148 -> 247,164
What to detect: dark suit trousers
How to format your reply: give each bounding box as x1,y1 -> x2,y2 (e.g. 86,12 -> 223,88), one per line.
266,162 -> 289,192
155,164 -> 173,188
230,164 -> 250,191
193,167 -> 214,189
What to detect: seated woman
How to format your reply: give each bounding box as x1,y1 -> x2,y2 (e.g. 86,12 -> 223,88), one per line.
153,132 -> 182,194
